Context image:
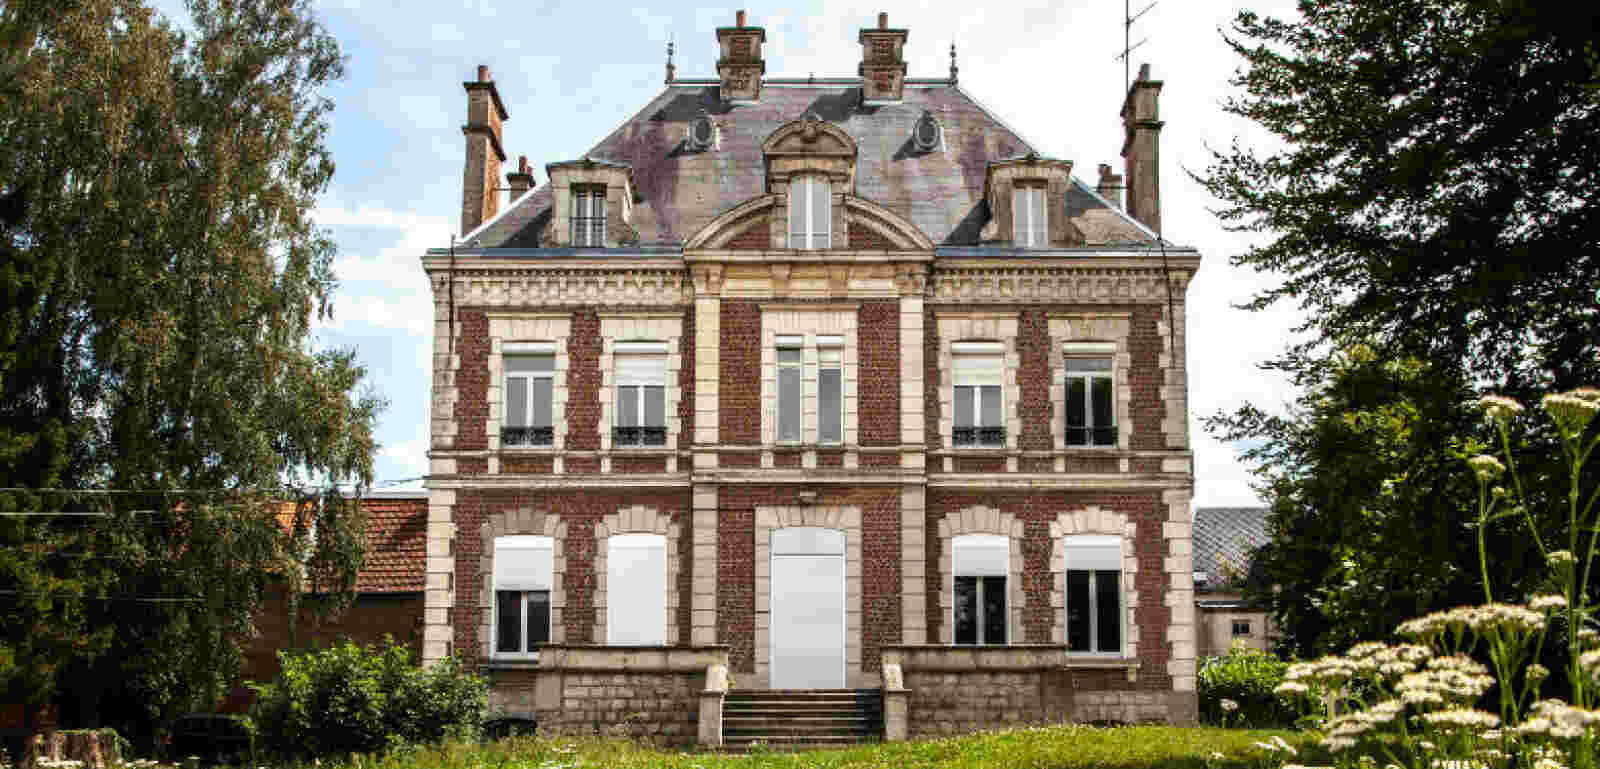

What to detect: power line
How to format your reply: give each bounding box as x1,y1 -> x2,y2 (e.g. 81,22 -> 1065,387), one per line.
0,589 -> 204,604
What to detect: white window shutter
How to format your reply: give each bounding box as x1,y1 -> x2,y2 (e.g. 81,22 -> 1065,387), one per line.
494,536 -> 554,591
607,534 -> 666,645
1062,534 -> 1121,570
953,534 -> 1008,577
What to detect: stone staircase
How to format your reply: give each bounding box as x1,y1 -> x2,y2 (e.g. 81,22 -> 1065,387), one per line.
721,689 -> 883,750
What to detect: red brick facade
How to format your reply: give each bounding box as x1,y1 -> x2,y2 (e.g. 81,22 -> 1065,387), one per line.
421,40 -> 1200,730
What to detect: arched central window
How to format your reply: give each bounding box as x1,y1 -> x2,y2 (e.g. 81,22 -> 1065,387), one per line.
788,175 -> 831,250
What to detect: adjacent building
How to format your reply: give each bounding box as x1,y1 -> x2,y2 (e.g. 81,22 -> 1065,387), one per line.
421,11 -> 1202,744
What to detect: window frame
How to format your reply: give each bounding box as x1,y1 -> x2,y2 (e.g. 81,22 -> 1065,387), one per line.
951,341 -> 1006,448
1012,182 -> 1047,247
951,533 -> 1009,646
491,535 -> 555,658
605,533 -> 667,646
612,342 -> 668,448
1062,534 -> 1124,656
775,335 -> 804,444
502,343 -> 556,448
787,175 -> 831,250
816,336 -> 844,445
1064,355 -> 1117,448
1231,619 -> 1252,638
571,185 -> 607,247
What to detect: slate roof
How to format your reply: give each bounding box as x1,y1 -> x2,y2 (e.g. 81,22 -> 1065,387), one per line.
1193,506 -> 1270,585
465,82 -> 1160,249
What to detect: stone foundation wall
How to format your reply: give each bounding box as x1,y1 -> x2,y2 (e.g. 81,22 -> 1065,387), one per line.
882,645 -> 1192,740
485,645 -> 727,748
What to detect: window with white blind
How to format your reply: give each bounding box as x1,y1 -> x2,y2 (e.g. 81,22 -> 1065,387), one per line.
606,534 -> 666,645
1063,534 -> 1122,654
503,343 -> 555,447
952,534 -> 1008,645
1065,356 -> 1117,447
817,337 -> 843,444
494,535 -> 553,656
787,175 -> 831,250
1012,183 -> 1047,247
572,186 -> 606,246
776,335 -> 803,443
952,341 -> 1005,447
613,342 -> 667,447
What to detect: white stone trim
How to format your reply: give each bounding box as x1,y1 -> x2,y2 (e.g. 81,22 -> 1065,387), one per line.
1049,313 -> 1133,462
1162,489 -> 1197,691
486,313 -> 572,474
759,308 -> 859,457
900,485 -> 927,644
935,311 -> 1020,471
754,505 -> 865,688
691,485 -> 719,645
598,313 -> 685,472
1157,299 -> 1189,449
591,505 -> 681,646
422,488 -> 457,665
479,509 -> 569,658
1049,506 -> 1140,660
927,265 -> 1196,305
937,506 -> 1025,645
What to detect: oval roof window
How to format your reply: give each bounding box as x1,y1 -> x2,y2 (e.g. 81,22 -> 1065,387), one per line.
688,111 -> 716,151
912,111 -> 941,152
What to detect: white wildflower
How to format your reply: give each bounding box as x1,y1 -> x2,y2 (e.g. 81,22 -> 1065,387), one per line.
1543,390 -> 1600,433
1468,454 -> 1506,481
1275,681 -> 1310,696
1423,708 -> 1501,730
1322,736 -> 1357,751
1531,594 -> 1568,612
1209,752 -> 1225,761
1272,735 -> 1298,756
1479,395 -> 1525,421
1221,698 -> 1239,712
1548,550 -> 1576,567
1528,663 -> 1551,683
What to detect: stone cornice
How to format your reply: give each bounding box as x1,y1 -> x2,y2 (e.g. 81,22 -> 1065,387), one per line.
930,264 -> 1194,304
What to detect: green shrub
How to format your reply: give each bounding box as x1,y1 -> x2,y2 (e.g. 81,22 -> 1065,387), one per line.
249,637 -> 486,759
1197,644 -> 1296,728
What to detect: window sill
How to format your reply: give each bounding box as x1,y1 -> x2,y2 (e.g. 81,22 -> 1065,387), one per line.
499,446 -> 561,454
485,653 -> 542,670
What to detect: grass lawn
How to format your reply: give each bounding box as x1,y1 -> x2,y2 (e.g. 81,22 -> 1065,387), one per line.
326,725 -> 1327,769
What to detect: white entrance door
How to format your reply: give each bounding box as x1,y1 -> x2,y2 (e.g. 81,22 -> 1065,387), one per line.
769,526 -> 846,689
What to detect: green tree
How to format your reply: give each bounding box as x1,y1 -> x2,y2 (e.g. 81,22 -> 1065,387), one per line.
1202,0 -> 1600,659
0,0 -> 379,763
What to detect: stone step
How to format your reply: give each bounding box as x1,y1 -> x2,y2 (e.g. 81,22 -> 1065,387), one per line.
720,689 -> 883,749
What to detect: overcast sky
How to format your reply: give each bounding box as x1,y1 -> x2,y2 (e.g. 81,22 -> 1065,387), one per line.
281,0 -> 1307,505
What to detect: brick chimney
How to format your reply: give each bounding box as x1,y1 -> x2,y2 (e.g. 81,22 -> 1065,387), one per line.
859,12 -> 908,104
716,10 -> 766,102
1120,63 -> 1163,234
507,155 -> 535,201
461,64 -> 509,235
1096,163 -> 1124,210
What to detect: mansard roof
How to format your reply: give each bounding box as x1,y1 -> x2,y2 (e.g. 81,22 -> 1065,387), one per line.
465,81 -> 1160,249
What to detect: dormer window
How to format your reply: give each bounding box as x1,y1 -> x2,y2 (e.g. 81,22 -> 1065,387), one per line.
788,175 -> 831,250
1013,183 -> 1047,247
572,185 -> 606,246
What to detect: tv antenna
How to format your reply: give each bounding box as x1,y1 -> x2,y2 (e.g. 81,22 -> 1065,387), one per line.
1115,0 -> 1157,91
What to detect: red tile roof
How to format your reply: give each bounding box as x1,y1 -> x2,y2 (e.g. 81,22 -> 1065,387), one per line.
354,494 -> 427,594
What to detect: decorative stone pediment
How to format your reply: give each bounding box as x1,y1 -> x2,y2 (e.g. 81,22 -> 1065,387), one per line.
684,193 -> 933,251
761,115 -> 857,190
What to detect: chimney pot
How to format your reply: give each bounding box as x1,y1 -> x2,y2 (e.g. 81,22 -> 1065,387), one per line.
736,9 -> 746,26
461,66 -> 509,234
879,11 -> 887,29
477,64 -> 489,82
858,13 -> 908,103
518,155 -> 529,174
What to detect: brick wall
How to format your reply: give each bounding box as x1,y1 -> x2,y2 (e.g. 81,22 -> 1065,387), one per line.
851,223 -> 895,251
719,302 -> 761,444
927,489 -> 1170,690
1128,306 -> 1165,450
456,311 -> 490,450
677,303 -> 696,450
717,486 -> 901,674
857,301 -> 900,446
452,488 -> 692,664
566,310 -> 602,454
1017,308 -> 1053,451
228,589 -> 424,711
725,216 -> 770,250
